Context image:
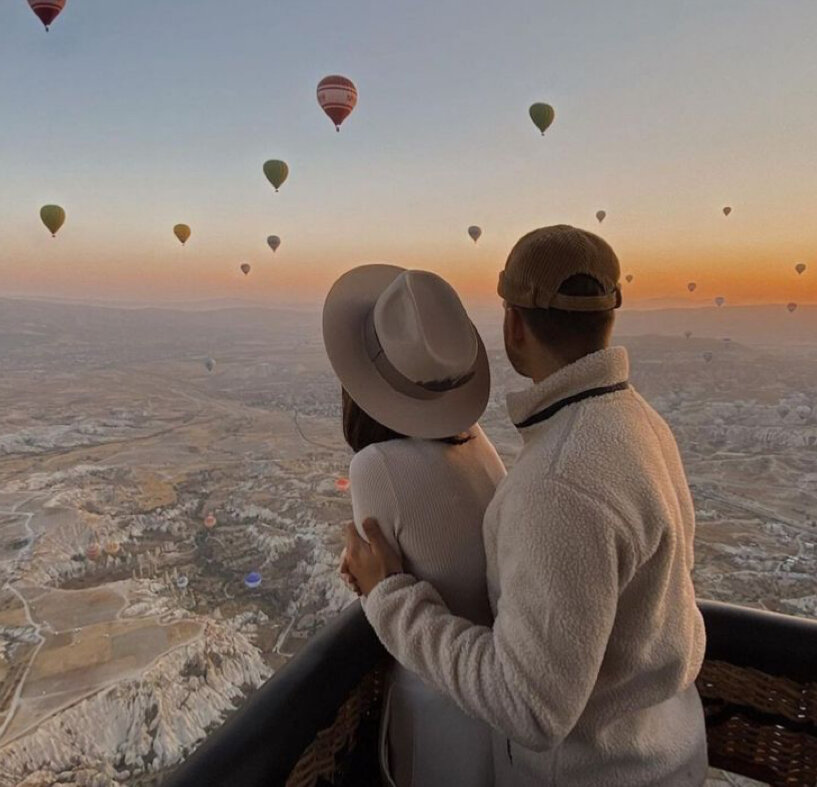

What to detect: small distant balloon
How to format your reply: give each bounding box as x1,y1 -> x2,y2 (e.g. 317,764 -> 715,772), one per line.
105,541 -> 120,556
786,302 -> 798,313
29,0 -> 66,31
702,352 -> 713,363
795,263 -> 806,275
625,274 -> 634,284
777,404 -> 790,420
205,357 -> 216,372
267,235 -> 281,253
529,103 -> 555,135
40,205 -> 65,237
240,263 -> 251,276
176,575 -> 189,590
722,337 -> 731,343
263,160 -> 289,192
722,206 -> 732,216
204,512 -> 217,529
684,330 -> 692,339
467,226 -> 482,244
687,282 -> 697,293
317,75 -> 358,131
173,224 -> 191,246
86,543 -> 100,560
595,210 -> 606,223
714,296 -> 725,307
796,405 -> 812,421
244,571 -> 262,589
335,477 -> 350,492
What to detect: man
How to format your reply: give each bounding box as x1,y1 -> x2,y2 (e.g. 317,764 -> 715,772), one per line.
343,225 -> 709,786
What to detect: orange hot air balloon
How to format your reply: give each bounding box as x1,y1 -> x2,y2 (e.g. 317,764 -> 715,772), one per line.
335,477 -> 350,492
29,0 -> 66,31
86,542 -> 100,560
317,75 -> 358,131
240,263 -> 251,276
105,540 -> 120,556
204,513 -> 217,529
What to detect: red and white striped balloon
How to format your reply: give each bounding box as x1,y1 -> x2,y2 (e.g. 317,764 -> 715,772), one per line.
28,0 -> 66,31
317,75 -> 358,132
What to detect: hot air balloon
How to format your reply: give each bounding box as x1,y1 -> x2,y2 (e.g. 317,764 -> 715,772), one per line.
263,160 -> 289,192
28,0 -> 66,31
715,296 -> 725,307
796,405 -> 812,421
777,404 -> 790,420
240,263 -> 251,276
204,512 -> 217,529
687,282 -> 697,293
787,302 -> 798,313
335,477 -> 350,492
105,540 -> 120,556
722,206 -> 732,216
702,352 -> 713,363
795,263 -> 806,275
40,205 -> 65,237
529,103 -> 555,135
244,571 -> 262,590
86,543 -> 100,560
205,357 -> 216,372
625,274 -> 634,284
317,75 -> 358,131
595,210 -> 606,223
267,235 -> 281,253
174,224 -> 191,246
467,226 -> 482,244
684,330 -> 692,339
176,575 -> 189,590
722,337 -> 731,343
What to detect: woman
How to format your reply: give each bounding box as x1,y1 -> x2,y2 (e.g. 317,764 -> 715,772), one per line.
323,264 -> 506,787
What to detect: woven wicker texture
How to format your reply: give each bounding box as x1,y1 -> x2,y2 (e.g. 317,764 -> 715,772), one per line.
286,667 -> 384,787
696,659 -> 817,787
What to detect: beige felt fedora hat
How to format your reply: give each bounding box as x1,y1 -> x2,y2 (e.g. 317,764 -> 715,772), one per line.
322,264 -> 490,439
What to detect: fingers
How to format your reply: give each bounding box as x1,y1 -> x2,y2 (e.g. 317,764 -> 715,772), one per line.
362,518 -> 386,552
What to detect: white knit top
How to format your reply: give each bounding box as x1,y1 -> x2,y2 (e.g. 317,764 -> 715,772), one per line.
349,424 -> 507,626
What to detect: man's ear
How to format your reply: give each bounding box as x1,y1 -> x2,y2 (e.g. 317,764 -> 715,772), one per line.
506,305 -> 527,345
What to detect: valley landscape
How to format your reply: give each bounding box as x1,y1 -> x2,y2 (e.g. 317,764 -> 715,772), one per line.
0,297 -> 815,786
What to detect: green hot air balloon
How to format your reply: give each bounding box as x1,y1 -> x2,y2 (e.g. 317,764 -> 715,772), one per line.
40,204 -> 65,237
529,103 -> 555,135
263,160 -> 289,192
174,224 -> 191,245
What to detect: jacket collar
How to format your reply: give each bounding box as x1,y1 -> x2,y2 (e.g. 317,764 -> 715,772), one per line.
506,346 -> 630,438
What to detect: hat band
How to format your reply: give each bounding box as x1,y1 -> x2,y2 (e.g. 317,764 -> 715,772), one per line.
364,310 -> 476,401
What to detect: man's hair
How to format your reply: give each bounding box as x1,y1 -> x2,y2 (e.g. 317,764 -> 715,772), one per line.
516,274 -> 616,364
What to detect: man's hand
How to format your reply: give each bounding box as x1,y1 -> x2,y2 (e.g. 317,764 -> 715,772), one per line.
344,518 -> 403,597
339,546 -> 361,596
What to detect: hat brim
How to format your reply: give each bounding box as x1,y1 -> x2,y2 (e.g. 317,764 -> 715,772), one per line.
322,264 -> 491,439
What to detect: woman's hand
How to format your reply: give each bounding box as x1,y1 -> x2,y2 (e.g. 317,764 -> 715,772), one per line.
344,518 -> 403,597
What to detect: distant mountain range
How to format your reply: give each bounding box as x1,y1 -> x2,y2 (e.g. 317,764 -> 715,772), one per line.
1,296 -> 814,348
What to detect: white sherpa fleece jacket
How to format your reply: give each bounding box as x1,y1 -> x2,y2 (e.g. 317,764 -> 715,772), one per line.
362,346 -> 710,786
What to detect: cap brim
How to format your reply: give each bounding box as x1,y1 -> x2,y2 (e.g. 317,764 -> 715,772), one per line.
322,264 -> 491,439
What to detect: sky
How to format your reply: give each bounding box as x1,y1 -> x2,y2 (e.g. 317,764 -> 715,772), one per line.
1,0 -> 816,309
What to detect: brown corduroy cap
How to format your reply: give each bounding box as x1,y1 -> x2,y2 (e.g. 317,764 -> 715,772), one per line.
498,225 -> 622,312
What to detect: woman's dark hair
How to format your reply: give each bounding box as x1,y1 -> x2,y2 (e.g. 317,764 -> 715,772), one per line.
341,388 -> 472,452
